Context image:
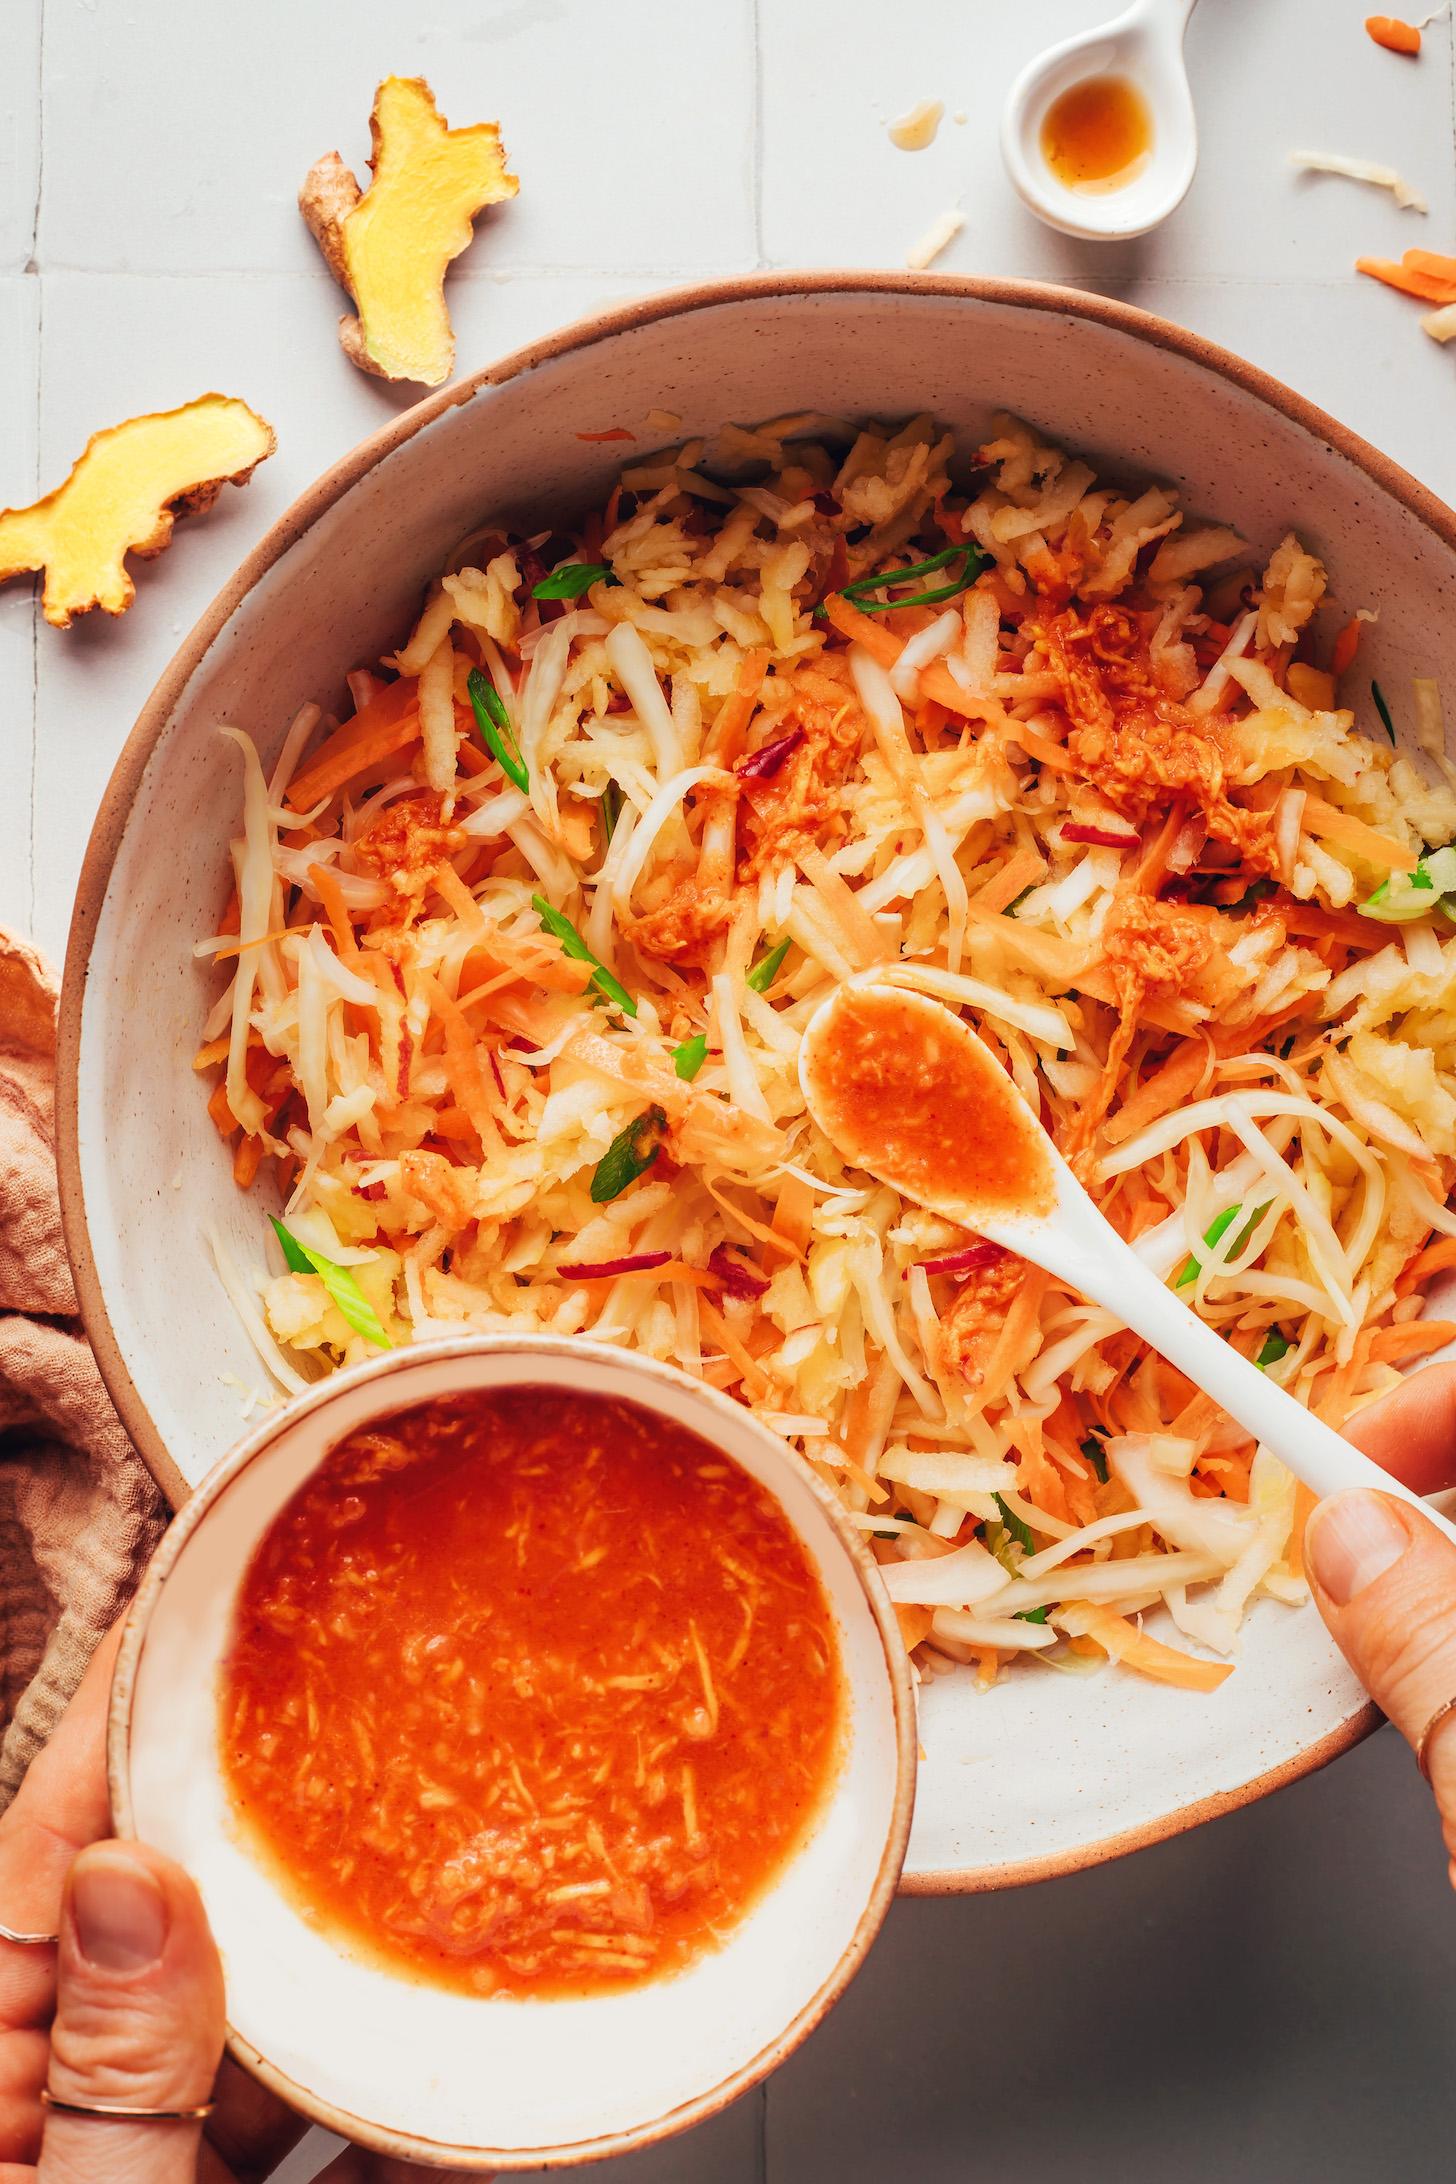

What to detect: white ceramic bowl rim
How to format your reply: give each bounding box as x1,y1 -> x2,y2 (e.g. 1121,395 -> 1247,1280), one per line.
108,1332 -> 917,2171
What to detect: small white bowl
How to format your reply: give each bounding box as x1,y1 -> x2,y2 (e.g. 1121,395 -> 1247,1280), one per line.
108,1335 -> 915,2172
1001,0 -> 1199,241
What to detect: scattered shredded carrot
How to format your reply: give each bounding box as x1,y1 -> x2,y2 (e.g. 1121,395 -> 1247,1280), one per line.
1331,615 -> 1363,678
285,678 -> 421,811
1357,253 -> 1456,306
970,846 -> 1044,913
1102,1038 -> 1209,1147
1365,14 -> 1422,54
1300,793 -> 1413,869
1368,1318 -> 1456,1362
1071,1607 -> 1233,1692
701,648 -> 770,767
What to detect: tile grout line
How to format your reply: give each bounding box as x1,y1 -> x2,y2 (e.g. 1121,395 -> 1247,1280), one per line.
25,0 -> 45,943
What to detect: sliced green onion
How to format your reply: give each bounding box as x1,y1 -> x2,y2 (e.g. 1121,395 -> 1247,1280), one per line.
467,668 -> 529,792
532,560 -> 618,600
746,938 -> 791,994
1016,1605 -> 1052,1625
993,1493 -> 1035,1553
1174,1199 -> 1272,1290
1256,1328 -> 1291,1370
1371,679 -> 1397,745
673,1033 -> 708,1081
1221,877 -> 1277,915
532,894 -> 636,1015
1004,884 -> 1037,917
600,779 -> 622,844
820,542 -> 989,617
1081,1434 -> 1109,1485
270,1217 -> 391,1349
982,1521 -> 1021,1577
589,1106 -> 667,1204
1359,846 -> 1456,925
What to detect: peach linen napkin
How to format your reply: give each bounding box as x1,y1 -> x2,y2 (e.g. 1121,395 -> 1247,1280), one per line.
0,930 -> 165,1806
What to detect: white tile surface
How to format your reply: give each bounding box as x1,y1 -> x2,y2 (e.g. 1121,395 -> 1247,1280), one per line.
11,1 -> 1456,2179
0,1 -> 41,273
38,0 -> 757,276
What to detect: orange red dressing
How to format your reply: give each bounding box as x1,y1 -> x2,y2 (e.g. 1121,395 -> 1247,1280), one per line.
219,1388 -> 843,1999
807,987 -> 1054,1220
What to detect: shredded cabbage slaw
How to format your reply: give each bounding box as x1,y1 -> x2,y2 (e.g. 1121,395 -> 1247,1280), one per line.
197,409 -> 1456,1693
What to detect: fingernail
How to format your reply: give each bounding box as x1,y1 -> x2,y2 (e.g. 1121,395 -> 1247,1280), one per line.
70,1849 -> 168,1972
1307,1491 -> 1410,1607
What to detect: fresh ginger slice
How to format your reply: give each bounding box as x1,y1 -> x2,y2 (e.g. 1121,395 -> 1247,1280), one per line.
300,76 -> 518,387
0,396 -> 275,628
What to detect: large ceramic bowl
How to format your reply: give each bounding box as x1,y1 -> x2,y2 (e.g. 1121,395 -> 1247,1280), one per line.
59,273 -> 1456,1890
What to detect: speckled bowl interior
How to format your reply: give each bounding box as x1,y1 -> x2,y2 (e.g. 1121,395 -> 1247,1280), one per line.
62,274 -> 1456,1889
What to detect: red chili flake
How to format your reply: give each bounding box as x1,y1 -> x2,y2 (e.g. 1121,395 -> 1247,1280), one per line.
359,1180 -> 387,1202
1061,823 -> 1142,850
708,1244 -> 771,1299
557,1250 -> 671,1280
396,1026 -> 414,1100
488,1048 -> 507,1100
735,727 -> 805,783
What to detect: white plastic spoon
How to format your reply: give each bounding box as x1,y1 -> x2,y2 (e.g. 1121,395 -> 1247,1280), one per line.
1001,0 -> 1200,241
800,981 -> 1456,1548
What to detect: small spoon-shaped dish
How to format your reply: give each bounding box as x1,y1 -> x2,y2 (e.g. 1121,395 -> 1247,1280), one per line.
801,982 -> 1456,1547
1001,0 -> 1200,241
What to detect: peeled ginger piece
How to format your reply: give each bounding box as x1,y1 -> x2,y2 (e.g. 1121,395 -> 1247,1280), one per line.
0,395 -> 275,628
300,76 -> 518,387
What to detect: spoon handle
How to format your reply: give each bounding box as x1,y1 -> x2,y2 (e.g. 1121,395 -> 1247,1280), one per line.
997,1216 -> 1456,1553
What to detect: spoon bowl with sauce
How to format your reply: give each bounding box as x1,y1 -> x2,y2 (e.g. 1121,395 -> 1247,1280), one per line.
801,981 -> 1456,1548
1001,0 -> 1199,241
108,1335 -> 915,2172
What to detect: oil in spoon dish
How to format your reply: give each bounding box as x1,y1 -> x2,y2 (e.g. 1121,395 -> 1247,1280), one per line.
1001,0 -> 1200,240
800,981 -> 1456,1548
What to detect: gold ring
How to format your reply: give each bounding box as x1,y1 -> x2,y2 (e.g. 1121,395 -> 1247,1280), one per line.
1415,1695 -> 1456,1783
0,1921 -> 59,1947
41,2088 -> 215,2123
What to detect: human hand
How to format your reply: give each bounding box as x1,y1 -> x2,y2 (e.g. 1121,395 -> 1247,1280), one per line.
0,1626 -> 481,2182
1307,1361 -> 1456,1887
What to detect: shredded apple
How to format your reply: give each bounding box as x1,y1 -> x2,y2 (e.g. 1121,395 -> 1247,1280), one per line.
219,1388 -> 844,1998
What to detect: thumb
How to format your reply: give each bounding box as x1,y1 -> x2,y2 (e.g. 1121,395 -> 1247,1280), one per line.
40,1839 -> 226,2184
1306,1491 -> 1456,1886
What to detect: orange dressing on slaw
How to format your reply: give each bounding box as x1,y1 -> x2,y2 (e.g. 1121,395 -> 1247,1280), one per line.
1041,74 -> 1153,194
805,987 -> 1055,1221
219,1388 -> 843,1999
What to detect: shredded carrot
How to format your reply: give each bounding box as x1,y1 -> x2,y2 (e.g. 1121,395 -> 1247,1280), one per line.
701,648 -> 770,767
705,1178 -> 803,1262
819,593 -> 1002,725
233,1134 -> 264,1188
893,1603 -> 935,1652
698,1299 -> 773,1398
1368,1318 -> 1456,1362
192,1034 -> 230,1071
771,1170 -> 816,1255
1071,1607 -> 1233,1692
559,1258 -> 721,1291
307,863 -> 363,963
285,678 -> 421,811
420,974 -> 501,1150
1134,800 -> 1187,895
1331,615 -> 1363,678
1285,1482 -> 1318,1580
1357,254 -> 1456,306
1006,718 -> 1076,773
971,846 -> 1044,913
1300,793 -> 1413,869
1365,14 -> 1422,54
975,1269 -> 1051,1410
1101,1038 -> 1209,1147
208,1080 -> 239,1139
1397,1235 -> 1456,1294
